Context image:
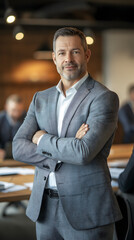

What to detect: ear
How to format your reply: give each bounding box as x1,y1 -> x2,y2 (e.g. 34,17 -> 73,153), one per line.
52,52 -> 56,65
85,48 -> 91,63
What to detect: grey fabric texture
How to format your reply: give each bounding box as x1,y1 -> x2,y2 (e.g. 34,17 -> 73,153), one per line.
36,194 -> 114,240
13,76 -> 122,230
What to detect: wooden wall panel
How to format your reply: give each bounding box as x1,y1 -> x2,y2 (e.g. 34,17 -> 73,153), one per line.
0,82 -> 55,111
0,28 -> 102,110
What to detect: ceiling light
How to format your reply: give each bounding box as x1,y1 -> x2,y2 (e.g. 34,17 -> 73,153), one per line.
84,28 -> 94,45
4,7 -> 16,24
86,36 -> 94,45
13,25 -> 24,40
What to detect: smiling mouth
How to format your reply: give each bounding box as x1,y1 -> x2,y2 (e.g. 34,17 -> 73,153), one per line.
64,65 -> 77,70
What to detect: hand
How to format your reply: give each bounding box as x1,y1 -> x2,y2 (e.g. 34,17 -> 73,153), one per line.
75,123 -> 89,139
32,130 -> 47,144
0,149 -> 6,160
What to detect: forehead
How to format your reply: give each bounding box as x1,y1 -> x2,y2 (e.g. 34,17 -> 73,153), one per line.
7,101 -> 22,108
55,35 -> 83,51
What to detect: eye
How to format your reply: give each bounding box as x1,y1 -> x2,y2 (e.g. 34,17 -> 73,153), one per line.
73,50 -> 80,54
58,52 -> 65,56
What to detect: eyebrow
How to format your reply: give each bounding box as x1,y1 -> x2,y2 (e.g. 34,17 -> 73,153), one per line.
57,48 -> 81,53
72,48 -> 81,51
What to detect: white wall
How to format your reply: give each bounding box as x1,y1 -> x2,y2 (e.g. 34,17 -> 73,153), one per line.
102,30 -> 134,106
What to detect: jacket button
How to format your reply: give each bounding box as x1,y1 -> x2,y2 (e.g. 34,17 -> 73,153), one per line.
43,165 -> 50,169
44,176 -> 47,180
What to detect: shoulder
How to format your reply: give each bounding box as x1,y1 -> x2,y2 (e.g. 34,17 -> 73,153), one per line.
29,86 -> 57,105
84,76 -> 119,116
118,103 -> 131,116
0,111 -> 7,127
119,102 -> 130,111
33,86 -> 56,100
38,86 -> 56,96
87,75 -> 118,97
88,76 -> 119,104
0,111 -> 6,120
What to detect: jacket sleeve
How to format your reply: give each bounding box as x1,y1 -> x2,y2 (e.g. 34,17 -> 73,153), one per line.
118,148 -> 134,193
37,91 -> 119,165
12,93 -> 55,169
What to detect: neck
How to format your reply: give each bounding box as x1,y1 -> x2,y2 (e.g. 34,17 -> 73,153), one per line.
61,79 -> 79,95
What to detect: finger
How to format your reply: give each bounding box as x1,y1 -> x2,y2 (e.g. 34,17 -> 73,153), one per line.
75,123 -> 89,138
79,124 -> 88,131
77,125 -> 89,134
76,129 -> 88,139
76,132 -> 86,139
77,124 -> 85,132
77,126 -> 89,138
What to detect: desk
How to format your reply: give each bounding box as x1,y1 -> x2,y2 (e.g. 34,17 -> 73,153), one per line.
107,144 -> 133,193
0,144 -> 133,202
108,143 -> 133,160
0,169 -> 34,202
0,159 -> 30,167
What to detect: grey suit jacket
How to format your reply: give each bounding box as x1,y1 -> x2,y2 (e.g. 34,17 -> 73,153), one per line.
13,75 -> 122,230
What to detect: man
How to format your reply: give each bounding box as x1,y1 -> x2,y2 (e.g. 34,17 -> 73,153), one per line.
118,85 -> 134,143
118,147 -> 134,193
13,27 -> 122,240
117,147 -> 134,240
0,94 -> 25,159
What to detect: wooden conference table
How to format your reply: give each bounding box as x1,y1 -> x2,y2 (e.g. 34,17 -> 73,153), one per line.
0,173 -> 34,202
0,144 -> 133,203
0,159 -> 29,167
108,143 -> 133,160
0,158 -> 34,202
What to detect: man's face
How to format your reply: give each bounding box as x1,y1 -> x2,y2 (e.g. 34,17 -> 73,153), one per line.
6,101 -> 24,121
52,35 -> 91,82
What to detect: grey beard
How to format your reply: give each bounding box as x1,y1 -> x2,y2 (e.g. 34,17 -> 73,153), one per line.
57,66 -> 83,81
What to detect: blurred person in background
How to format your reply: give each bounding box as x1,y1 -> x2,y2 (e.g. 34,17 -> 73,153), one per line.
119,85 -> 134,143
0,94 -> 26,159
118,147 -> 134,193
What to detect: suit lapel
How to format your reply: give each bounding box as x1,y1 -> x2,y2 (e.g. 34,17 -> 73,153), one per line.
48,87 -> 59,136
60,76 -> 95,137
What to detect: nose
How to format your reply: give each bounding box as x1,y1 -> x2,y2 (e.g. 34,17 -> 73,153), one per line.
65,52 -> 73,63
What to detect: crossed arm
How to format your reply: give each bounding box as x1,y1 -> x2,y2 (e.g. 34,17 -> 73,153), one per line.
13,111 -> 89,168
32,123 -> 89,144
13,90 -> 119,167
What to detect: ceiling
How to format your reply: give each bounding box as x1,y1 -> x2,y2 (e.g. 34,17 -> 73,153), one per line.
0,0 -> 134,31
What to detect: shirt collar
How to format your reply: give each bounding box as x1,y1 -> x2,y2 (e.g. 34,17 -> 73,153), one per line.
56,72 -> 88,95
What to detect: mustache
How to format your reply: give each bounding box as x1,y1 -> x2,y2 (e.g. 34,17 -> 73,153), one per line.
63,63 -> 78,68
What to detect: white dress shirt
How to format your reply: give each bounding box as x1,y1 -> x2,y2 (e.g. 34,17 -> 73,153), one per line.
42,72 -> 88,189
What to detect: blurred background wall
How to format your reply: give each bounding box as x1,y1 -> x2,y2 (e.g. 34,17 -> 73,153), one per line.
103,30 -> 134,107
0,28 -> 102,110
0,0 -> 134,110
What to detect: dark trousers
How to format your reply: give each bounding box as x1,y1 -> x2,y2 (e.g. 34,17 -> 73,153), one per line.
36,193 -> 114,240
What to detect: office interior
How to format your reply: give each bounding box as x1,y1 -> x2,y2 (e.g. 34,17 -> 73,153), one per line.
0,1 -> 134,239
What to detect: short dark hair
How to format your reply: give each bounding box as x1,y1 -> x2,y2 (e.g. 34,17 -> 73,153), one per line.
129,85 -> 134,94
53,27 -> 88,52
